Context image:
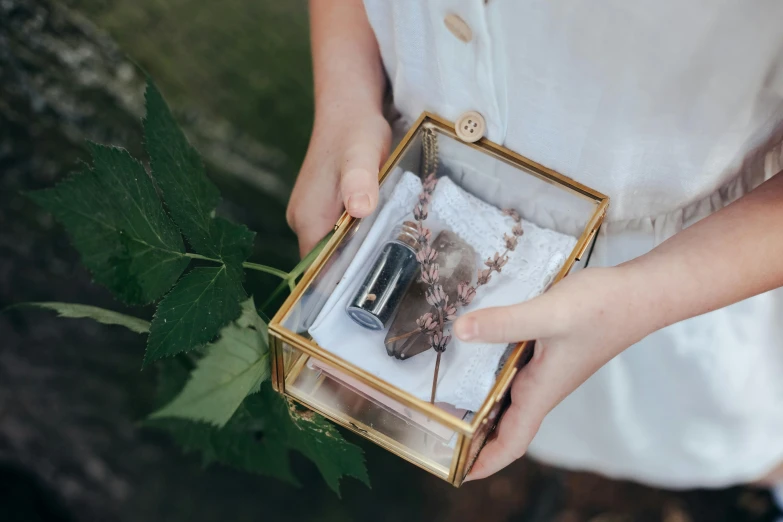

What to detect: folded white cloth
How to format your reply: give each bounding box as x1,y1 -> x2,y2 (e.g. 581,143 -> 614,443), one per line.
309,171 -> 577,411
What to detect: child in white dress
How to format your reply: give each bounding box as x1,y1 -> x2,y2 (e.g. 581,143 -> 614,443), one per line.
287,0 -> 783,491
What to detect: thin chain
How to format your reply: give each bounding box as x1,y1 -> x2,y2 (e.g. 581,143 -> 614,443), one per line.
422,127 -> 439,179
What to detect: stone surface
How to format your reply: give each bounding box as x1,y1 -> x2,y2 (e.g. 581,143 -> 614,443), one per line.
384,230 -> 476,360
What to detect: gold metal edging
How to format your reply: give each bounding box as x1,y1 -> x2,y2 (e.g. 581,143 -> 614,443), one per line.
453,429 -> 473,486
286,387 -> 452,481
468,339 -> 531,431
448,433 -> 466,485
421,113 -> 609,205
284,347 -> 310,389
269,113 -> 426,332
270,324 -> 474,435
269,110 -> 610,451
270,335 -> 282,392
467,200 -> 609,432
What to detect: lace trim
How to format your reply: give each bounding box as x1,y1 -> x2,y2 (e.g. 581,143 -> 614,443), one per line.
429,176 -> 577,409
319,171 -> 577,411
431,177 -> 576,280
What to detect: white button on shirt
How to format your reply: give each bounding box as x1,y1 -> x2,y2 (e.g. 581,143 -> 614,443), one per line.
363,0 -> 783,489
443,13 -> 473,43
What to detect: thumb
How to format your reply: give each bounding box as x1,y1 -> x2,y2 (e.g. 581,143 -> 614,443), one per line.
340,127 -> 389,218
454,293 -> 563,344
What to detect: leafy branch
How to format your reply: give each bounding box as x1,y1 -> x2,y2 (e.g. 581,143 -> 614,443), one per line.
13,79 -> 364,496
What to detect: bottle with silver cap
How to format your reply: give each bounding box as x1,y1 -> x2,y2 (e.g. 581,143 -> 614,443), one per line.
346,221 -> 420,330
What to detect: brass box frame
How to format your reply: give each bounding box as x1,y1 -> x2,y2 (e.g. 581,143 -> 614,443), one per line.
269,112 -> 609,486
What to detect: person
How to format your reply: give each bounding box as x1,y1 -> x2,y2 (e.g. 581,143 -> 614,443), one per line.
286,0 -> 783,491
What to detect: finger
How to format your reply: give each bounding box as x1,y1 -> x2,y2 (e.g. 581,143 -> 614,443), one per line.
454,293 -> 562,344
295,219 -> 335,258
465,364 -> 548,481
340,137 -> 386,218
287,181 -> 343,257
465,406 -> 526,481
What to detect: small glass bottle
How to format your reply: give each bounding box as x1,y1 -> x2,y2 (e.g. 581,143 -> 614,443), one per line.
347,221 -> 420,330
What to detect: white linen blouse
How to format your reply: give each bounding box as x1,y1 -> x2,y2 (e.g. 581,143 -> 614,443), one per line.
363,0 -> 783,488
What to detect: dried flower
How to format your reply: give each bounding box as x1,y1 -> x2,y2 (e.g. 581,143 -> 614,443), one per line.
425,284 -> 447,307
413,203 -> 428,221
406,168 -> 523,400
416,313 -> 438,333
503,208 -> 521,222
422,174 -> 438,193
443,302 -> 457,321
484,252 -> 509,272
416,245 -> 438,265
421,263 -> 439,284
457,282 -> 476,306
429,331 -> 451,353
415,223 -> 431,245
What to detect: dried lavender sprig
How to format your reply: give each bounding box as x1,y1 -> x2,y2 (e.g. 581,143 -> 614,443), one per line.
422,208 -> 524,402
408,166 -> 525,402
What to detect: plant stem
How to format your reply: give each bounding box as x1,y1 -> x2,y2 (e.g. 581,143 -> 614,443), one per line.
189,231 -> 334,317
430,307 -> 445,403
384,328 -> 419,344
183,252 -> 215,262
184,252 -> 288,280
241,262 -> 289,279
430,352 -> 441,404
260,279 -> 290,312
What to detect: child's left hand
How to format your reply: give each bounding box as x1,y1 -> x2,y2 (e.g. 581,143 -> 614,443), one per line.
454,265 -> 652,481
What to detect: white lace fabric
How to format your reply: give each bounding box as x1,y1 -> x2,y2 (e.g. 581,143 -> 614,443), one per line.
309,171 -> 577,411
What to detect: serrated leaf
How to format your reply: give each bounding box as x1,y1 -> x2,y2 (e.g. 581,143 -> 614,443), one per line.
204,218 -> 256,278
150,416 -> 297,484
150,298 -> 269,426
29,145 -> 190,304
150,362 -> 369,495
145,266 -> 246,364
142,81 -> 255,269
251,386 -> 370,496
12,302 -> 150,333
147,359 -> 297,484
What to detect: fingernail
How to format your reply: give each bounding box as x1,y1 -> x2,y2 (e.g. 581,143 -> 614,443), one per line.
455,317 -> 477,341
346,193 -> 371,215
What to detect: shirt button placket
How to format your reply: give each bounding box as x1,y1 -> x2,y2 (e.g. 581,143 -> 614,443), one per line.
436,3 -> 495,140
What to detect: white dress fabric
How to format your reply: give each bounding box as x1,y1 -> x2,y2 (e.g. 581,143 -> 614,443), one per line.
363,0 -> 783,488
309,171 -> 576,411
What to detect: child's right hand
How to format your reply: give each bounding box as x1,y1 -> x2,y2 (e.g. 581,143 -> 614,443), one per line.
286,107 -> 391,256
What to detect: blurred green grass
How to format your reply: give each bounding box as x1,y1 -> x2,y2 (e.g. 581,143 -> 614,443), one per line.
69,0 -> 314,179
62,0 -> 317,298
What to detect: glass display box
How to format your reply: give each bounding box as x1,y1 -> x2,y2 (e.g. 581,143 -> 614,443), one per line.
269,113 -> 609,485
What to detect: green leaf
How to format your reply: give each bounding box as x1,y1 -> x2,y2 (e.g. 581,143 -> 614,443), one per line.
145,266 -> 246,364
204,218 -> 256,278
147,359 -> 297,484
260,231 -> 334,312
11,302 -> 150,333
142,80 -> 254,269
149,363 -> 369,495
290,231 -> 334,281
251,386 -> 370,496
29,145 -> 190,304
150,298 -> 269,426
150,416 -> 297,484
